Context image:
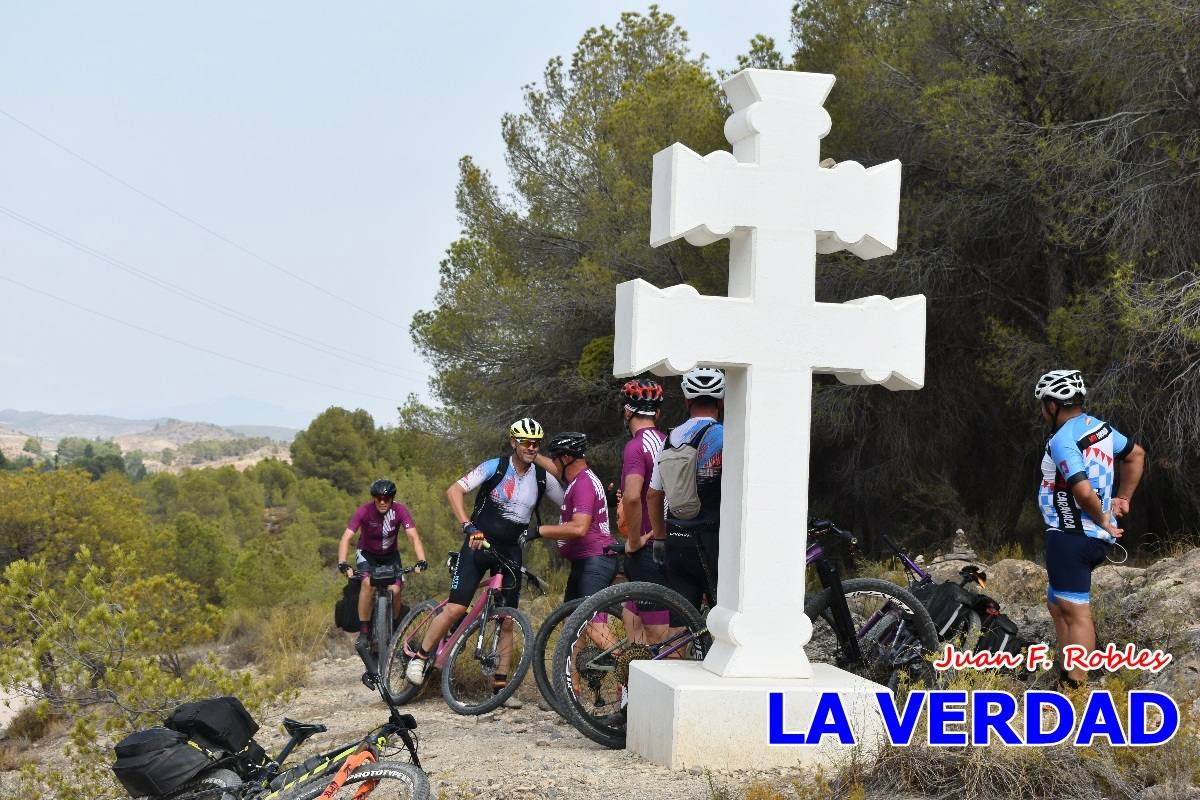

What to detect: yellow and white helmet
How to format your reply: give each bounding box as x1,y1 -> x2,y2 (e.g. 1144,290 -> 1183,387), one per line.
508,417 -> 544,440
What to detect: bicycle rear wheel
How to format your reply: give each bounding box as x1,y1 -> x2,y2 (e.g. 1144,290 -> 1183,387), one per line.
441,606 -> 533,715
385,599 -> 440,704
804,578 -> 940,690
281,760 -> 430,800
550,581 -> 709,749
162,768 -> 240,800
533,598 -> 582,716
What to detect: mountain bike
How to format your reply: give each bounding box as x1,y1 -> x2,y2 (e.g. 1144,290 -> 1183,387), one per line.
159,681 -> 428,800
549,519 -> 939,748
351,562 -> 421,692
883,534 -> 987,649
384,544 -> 544,715
531,540 -> 630,716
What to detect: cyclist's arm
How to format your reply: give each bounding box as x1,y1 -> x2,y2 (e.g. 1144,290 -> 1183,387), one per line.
533,452 -> 562,480
1069,479 -> 1122,538
446,482 -> 471,527
647,487 -> 666,541
337,527 -> 357,568
406,526 -> 427,563
539,512 -> 590,540
621,473 -> 644,547
1114,442 -> 1145,516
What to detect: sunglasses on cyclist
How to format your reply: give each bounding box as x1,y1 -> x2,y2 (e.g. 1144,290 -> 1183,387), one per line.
514,438 -> 540,449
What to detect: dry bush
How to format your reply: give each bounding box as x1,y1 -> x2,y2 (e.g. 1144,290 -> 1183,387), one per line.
220,603 -> 337,693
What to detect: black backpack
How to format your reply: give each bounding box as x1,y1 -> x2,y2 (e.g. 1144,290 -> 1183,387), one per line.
165,696 -> 258,754
334,576 -> 362,633
911,581 -> 976,641
472,455 -> 547,528
112,727 -> 215,797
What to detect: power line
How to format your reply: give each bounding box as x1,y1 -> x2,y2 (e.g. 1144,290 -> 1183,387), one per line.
0,106 -> 407,331
0,273 -> 404,405
0,203 -> 426,380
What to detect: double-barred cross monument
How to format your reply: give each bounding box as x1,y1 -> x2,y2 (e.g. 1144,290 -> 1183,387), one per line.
614,69 -> 926,766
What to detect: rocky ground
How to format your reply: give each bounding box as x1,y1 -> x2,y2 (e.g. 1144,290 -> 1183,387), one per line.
263,649 -> 816,800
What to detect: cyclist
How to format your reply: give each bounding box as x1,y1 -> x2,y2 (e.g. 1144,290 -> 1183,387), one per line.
405,418 -> 564,687
337,479 -> 429,651
522,431 -> 618,602
646,367 -> 725,616
1035,369 -> 1145,686
617,379 -> 669,637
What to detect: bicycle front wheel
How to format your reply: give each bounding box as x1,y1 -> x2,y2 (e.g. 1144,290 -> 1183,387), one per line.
374,594 -> 392,671
282,760 -> 430,800
804,578 -> 940,689
440,605 -> 533,715
533,598 -> 582,716
550,581 -> 709,749
385,599 -> 441,704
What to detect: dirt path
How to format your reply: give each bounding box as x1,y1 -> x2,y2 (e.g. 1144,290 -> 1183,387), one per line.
270,645 -> 807,800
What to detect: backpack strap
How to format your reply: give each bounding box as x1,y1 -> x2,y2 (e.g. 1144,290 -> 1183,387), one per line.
532,465 -> 547,529
471,455 -> 510,521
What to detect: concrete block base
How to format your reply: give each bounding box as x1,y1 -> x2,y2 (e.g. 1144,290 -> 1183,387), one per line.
627,660 -> 887,770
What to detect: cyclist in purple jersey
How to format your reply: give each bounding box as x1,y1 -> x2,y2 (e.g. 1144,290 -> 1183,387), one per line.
1034,370 -> 1145,687
618,379 -> 670,634
337,478 -> 428,650
522,432 -> 618,602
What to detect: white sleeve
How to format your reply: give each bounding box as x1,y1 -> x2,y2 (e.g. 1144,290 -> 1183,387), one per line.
457,458 -> 499,492
544,473 -> 565,505
649,450 -> 663,491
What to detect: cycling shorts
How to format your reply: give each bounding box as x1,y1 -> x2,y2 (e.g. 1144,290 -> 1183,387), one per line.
355,550 -> 404,586
665,523 -> 719,626
623,546 -> 670,625
1044,528 -> 1110,605
448,541 -> 522,608
564,556 -> 618,603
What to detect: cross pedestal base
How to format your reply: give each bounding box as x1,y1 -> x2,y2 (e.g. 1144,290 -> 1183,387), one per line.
626,660 -> 888,770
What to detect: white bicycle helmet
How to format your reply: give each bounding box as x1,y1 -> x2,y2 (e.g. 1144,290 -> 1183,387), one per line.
681,367 -> 726,400
1034,370 -> 1087,403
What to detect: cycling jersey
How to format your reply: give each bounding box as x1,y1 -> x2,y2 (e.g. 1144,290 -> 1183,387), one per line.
649,416 -> 723,527
346,502 -> 415,556
1038,414 -> 1133,542
458,456 -> 565,545
556,467 -> 615,561
621,427 -> 666,535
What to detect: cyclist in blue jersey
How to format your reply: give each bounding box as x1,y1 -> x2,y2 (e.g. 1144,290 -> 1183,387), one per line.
1034,369 -> 1145,686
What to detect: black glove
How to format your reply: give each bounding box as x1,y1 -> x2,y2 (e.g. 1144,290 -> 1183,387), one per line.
519,525 -> 541,546
337,560 -> 353,576
414,560 -> 428,573
651,538 -> 666,566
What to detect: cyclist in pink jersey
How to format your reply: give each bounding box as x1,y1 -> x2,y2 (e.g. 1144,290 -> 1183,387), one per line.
617,379 -> 670,635
337,478 -> 428,650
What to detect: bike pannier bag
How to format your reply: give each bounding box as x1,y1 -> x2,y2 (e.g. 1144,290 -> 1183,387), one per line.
658,422 -> 715,521
232,739 -> 270,779
914,581 -> 975,640
165,696 -> 259,753
112,727 -> 213,797
977,613 -> 1021,654
335,577 -> 362,633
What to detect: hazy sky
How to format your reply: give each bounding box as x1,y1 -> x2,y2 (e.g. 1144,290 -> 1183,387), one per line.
1,2 -> 793,429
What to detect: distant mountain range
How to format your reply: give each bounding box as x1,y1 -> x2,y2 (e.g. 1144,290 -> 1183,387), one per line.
0,409 -> 297,443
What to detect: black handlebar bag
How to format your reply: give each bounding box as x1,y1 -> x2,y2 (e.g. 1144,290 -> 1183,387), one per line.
165,696 -> 259,754
112,727 -> 213,796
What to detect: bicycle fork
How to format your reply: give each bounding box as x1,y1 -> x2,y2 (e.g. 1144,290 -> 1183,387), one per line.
815,559 -> 864,666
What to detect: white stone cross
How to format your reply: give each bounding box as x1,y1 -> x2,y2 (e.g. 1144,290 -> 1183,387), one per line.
613,69 -> 926,679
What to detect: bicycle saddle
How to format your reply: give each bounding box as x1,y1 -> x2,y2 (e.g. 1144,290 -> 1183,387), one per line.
282,718 -> 327,742
603,541 -> 626,555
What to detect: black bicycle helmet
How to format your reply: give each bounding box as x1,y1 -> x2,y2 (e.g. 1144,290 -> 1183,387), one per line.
369,478 -> 397,499
546,431 -> 587,458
